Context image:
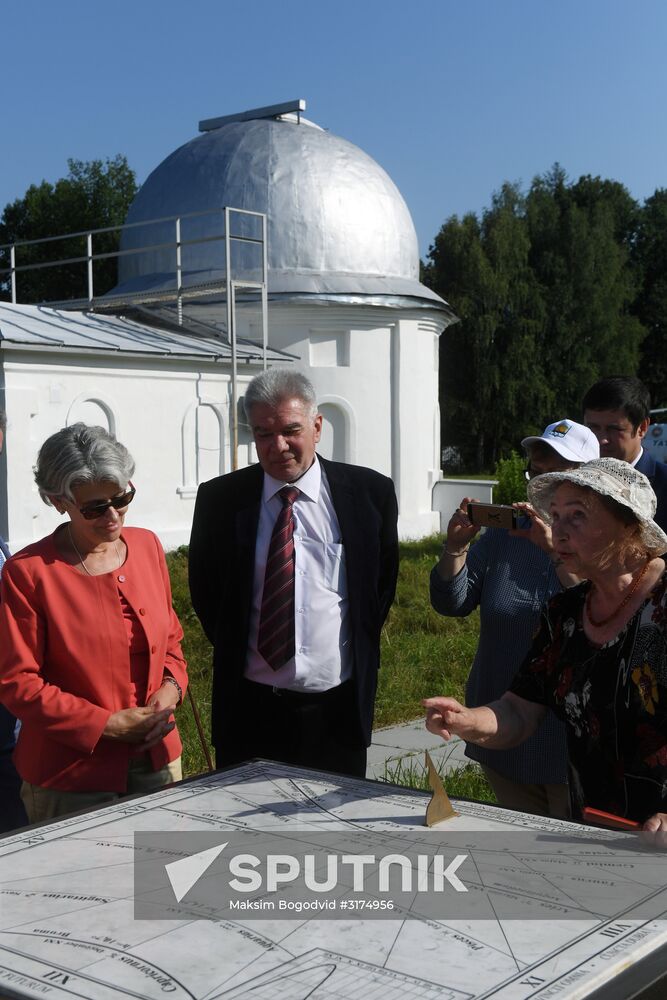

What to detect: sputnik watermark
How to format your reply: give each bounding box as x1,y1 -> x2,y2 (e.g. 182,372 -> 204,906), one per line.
134,830 -> 667,921
134,832 -> 468,921
202,849 -> 468,893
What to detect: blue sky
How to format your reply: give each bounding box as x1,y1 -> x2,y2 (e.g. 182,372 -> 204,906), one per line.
3,0 -> 666,257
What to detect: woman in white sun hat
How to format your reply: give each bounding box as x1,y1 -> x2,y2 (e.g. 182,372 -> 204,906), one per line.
430,419 -> 599,818
426,458 -> 667,834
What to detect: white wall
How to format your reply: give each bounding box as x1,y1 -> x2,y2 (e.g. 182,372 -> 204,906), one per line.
196,299 -> 448,538
1,352 -> 249,552
432,479 -> 497,534
266,304 -> 445,537
1,296 -> 449,550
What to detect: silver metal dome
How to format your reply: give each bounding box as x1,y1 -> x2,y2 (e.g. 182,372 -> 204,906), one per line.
114,115 -> 451,312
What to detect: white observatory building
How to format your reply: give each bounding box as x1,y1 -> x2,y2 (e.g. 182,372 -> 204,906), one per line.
113,100 -> 456,538
0,100 -> 456,547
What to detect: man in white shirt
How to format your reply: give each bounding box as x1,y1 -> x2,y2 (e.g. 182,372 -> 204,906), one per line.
189,370 -> 399,777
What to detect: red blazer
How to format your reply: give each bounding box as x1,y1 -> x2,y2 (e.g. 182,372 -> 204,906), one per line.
0,527 -> 188,791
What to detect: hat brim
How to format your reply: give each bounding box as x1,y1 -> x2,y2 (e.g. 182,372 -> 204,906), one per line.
521,435 -> 586,463
528,468 -> 667,557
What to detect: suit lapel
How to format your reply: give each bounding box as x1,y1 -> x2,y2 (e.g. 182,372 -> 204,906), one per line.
235,468 -> 263,637
236,498 -> 261,549
322,458 -> 363,596
322,458 -> 353,534
637,450 -> 656,480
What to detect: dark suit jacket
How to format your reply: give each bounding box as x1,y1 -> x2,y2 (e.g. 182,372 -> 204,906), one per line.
0,533 -> 15,756
189,457 -> 399,748
636,450 -> 667,532
0,534 -> 12,755
0,533 -> 27,831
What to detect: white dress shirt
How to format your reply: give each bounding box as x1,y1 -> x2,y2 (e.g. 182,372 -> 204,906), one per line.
245,456 -> 352,691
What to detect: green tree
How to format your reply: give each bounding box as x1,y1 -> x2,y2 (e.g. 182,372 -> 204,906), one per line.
425,183 -> 546,469
425,166 -> 646,470
0,156 -> 138,304
635,189 -> 667,407
526,168 -> 644,410
493,451 -> 527,505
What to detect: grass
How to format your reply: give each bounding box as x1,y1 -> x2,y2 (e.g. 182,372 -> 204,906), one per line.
167,537 -> 494,801
380,754 -> 496,803
167,546 -> 215,778
375,536 -> 480,728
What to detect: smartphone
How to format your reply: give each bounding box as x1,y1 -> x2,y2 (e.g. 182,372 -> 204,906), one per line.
466,502 -> 517,531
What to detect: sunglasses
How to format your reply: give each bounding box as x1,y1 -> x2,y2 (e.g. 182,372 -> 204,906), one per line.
78,485 -> 136,520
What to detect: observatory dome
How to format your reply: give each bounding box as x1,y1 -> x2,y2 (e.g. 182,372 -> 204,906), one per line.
115,114 -> 448,309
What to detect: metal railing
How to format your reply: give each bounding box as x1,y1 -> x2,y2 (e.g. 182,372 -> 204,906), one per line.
0,206 -> 267,327
0,205 -> 269,470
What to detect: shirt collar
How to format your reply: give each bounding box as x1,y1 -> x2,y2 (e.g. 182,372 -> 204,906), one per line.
262,455 -> 322,504
631,447 -> 644,468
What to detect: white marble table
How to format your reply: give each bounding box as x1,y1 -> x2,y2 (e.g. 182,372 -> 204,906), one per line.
0,761 -> 665,1000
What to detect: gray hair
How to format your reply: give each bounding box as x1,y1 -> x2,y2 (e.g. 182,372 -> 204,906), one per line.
34,423 -> 135,506
243,369 -> 318,420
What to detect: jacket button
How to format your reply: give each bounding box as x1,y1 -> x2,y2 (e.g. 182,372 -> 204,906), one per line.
151,644 -> 157,654
139,608 -> 146,615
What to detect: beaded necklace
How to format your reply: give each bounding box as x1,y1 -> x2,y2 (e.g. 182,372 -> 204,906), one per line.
585,559 -> 651,628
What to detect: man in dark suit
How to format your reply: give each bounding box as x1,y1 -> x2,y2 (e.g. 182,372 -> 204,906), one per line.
189,370 -> 399,777
583,376 -> 667,531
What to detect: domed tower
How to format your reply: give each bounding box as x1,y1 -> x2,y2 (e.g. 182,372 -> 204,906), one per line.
113,101 -> 456,536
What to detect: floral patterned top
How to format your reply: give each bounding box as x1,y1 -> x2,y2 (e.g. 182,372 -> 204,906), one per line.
510,571 -> 667,822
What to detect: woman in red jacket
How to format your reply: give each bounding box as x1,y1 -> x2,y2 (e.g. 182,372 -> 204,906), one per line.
0,423 -> 188,824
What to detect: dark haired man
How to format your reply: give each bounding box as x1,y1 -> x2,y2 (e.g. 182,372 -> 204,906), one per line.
583,375 -> 667,530
0,410 -> 28,831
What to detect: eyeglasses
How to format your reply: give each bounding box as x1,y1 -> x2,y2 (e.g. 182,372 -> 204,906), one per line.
78,485 -> 136,520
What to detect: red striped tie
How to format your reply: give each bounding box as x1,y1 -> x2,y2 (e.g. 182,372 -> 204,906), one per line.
258,486 -> 300,670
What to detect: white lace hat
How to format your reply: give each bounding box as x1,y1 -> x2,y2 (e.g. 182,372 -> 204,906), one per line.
528,457 -> 667,556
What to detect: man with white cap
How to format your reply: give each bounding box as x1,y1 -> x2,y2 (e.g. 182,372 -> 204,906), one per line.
521,419 -> 602,473
430,419 -> 599,817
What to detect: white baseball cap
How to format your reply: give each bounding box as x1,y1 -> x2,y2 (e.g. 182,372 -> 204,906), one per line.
521,419 -> 600,463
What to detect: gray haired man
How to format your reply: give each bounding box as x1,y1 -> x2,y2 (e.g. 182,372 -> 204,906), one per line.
189,369 -> 399,777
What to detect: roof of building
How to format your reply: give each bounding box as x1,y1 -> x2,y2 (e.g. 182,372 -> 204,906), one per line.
112,114 -> 454,317
0,302 -> 294,363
